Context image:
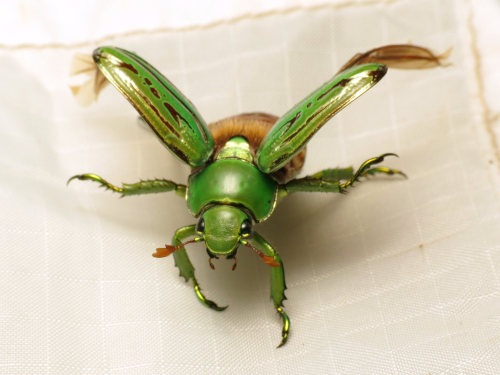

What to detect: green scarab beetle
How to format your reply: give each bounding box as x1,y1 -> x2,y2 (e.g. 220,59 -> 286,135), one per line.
69,44 -> 447,347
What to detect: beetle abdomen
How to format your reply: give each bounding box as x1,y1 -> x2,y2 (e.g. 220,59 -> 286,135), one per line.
209,113 -> 306,183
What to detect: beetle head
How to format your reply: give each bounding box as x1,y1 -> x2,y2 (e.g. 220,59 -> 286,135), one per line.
152,205 -> 256,270
197,205 -> 252,260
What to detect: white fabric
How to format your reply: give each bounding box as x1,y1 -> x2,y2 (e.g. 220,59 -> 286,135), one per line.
1,0 -> 500,374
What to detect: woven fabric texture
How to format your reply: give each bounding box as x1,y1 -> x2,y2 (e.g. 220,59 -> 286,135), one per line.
1,0 -> 499,374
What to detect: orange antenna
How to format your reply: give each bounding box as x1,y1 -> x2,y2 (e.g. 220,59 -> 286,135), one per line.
153,238 -> 200,258
244,242 -> 280,267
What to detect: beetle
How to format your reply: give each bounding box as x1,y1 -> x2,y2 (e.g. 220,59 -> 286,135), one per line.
68,44 -> 447,347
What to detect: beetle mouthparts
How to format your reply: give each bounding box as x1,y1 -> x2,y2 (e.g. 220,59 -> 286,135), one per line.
206,254 -> 237,271
208,256 -> 218,270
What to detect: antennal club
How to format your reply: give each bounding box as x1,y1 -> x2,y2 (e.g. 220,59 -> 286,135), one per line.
153,238 -> 200,258
244,241 -> 280,267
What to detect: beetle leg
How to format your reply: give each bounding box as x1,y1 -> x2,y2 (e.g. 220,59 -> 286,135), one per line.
281,176 -> 342,194
67,173 -> 186,197
247,232 -> 289,348
339,153 -> 403,191
281,154 -> 405,195
309,167 -> 355,181
171,225 -> 227,311
309,165 -> 406,180
360,166 -> 407,178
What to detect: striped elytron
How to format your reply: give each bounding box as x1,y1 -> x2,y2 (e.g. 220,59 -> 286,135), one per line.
69,44 -> 446,347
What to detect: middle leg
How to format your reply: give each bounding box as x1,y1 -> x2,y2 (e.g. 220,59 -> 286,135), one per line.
282,153 -> 405,194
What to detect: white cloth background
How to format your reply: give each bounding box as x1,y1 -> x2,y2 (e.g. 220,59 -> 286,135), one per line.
1,0 -> 500,374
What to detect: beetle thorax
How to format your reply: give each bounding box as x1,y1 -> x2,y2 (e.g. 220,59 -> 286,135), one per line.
186,136 -> 279,223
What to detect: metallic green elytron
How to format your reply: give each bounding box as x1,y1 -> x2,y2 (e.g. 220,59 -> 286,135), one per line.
68,44 -> 446,347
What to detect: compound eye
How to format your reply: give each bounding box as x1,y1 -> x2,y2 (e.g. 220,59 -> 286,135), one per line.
196,218 -> 205,234
240,218 -> 252,238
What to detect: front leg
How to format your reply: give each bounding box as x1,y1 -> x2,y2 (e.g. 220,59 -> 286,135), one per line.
245,232 -> 289,348
67,173 -> 186,197
169,225 -> 227,311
